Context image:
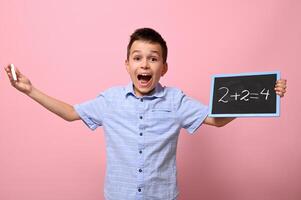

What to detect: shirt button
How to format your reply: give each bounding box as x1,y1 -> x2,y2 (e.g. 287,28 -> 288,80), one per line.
139,116 -> 143,119
138,188 -> 142,192
139,133 -> 143,136
140,98 -> 143,102
139,169 -> 142,172
139,150 -> 142,154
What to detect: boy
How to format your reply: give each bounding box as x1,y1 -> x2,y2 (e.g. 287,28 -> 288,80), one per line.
5,28 -> 287,200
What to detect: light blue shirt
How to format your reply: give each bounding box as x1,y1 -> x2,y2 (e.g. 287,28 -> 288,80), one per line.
74,82 -> 209,200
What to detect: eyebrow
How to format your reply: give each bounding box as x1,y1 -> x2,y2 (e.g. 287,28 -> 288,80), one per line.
131,50 -> 141,54
131,50 -> 160,55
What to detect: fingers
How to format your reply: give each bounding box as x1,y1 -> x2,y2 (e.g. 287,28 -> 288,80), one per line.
5,63 -> 22,76
14,67 -> 22,77
275,88 -> 286,97
4,64 -> 19,87
4,65 -> 14,81
4,65 -> 12,75
274,79 -> 287,97
275,79 -> 287,88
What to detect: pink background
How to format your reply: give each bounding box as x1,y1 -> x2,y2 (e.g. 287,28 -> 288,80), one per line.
0,0 -> 300,199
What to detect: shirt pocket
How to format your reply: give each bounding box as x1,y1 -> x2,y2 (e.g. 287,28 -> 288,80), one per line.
147,108 -> 177,135
151,108 -> 172,112
150,108 -> 174,119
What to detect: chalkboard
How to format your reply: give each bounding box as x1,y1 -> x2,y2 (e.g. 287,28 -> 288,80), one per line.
209,72 -> 280,117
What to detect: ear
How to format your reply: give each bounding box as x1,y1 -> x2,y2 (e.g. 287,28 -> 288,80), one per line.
125,59 -> 130,73
161,63 -> 168,77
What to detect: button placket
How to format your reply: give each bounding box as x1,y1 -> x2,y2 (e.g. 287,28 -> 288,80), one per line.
137,121 -> 145,183
137,98 -> 146,195
136,184 -> 144,197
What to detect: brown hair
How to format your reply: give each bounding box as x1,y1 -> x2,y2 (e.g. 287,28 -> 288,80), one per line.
127,28 -> 168,63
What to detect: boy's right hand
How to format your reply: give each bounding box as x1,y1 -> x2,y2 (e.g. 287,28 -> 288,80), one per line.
5,64 -> 33,95
4,64 -> 80,121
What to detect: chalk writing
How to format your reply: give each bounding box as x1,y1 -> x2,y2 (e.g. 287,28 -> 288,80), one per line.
218,87 -> 270,103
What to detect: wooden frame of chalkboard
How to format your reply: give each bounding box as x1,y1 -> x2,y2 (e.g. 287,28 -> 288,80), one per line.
209,71 -> 280,117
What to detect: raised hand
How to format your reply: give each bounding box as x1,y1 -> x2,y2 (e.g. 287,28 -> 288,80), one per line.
4,64 -> 33,94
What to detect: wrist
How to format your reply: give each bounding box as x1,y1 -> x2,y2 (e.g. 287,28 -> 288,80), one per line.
26,86 -> 36,98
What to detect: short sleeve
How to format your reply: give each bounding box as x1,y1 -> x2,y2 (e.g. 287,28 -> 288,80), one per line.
175,91 -> 209,134
74,94 -> 106,131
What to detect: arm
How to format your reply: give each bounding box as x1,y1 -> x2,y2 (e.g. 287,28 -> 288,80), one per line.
204,79 -> 287,127
204,117 -> 236,127
5,65 -> 80,121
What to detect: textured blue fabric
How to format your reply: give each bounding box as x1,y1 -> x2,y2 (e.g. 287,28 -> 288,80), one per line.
74,82 -> 209,200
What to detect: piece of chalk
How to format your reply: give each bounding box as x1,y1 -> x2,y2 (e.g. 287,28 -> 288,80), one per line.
10,64 -> 17,81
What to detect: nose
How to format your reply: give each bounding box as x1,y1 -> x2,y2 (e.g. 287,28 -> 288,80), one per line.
140,58 -> 149,69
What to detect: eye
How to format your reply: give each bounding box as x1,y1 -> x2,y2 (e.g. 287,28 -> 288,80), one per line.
133,56 -> 141,61
150,57 -> 158,62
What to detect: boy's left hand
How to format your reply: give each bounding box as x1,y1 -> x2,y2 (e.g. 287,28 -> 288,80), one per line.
275,79 -> 287,97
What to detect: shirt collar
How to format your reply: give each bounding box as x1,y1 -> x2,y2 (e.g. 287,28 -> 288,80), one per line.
125,82 -> 165,98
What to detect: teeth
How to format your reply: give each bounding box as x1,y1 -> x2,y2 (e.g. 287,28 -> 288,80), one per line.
137,73 -> 152,81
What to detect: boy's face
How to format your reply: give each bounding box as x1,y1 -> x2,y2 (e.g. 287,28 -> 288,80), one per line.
125,40 -> 168,97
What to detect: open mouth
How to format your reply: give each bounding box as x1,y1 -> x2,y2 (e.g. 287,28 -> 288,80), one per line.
137,74 -> 152,87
